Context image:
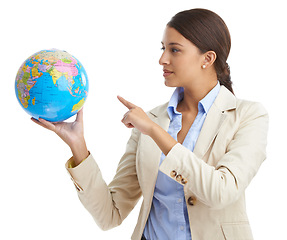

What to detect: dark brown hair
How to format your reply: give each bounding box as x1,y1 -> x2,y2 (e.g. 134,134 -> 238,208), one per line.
168,8 -> 234,94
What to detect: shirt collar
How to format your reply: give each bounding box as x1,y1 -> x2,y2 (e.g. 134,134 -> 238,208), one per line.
199,81 -> 220,113
167,81 -> 220,120
167,87 -> 184,120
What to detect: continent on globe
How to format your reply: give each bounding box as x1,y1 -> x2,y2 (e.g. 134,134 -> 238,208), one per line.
15,49 -> 89,122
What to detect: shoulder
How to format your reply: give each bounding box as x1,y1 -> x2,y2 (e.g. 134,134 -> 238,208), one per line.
216,86 -> 268,118
235,98 -> 268,120
227,98 -> 269,135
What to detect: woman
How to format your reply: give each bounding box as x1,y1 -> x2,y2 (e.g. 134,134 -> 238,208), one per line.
33,8 -> 268,240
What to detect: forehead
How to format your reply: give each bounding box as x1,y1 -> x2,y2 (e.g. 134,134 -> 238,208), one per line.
161,26 -> 190,45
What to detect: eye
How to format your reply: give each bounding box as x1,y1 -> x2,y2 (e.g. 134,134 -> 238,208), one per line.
161,47 -> 165,51
171,48 -> 180,53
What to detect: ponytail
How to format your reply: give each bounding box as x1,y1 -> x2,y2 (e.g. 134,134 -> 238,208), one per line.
218,63 -> 234,94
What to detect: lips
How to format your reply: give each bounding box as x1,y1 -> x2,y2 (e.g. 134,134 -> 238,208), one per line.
163,69 -> 173,77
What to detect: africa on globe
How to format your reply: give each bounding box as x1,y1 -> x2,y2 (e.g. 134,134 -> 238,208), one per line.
15,49 -> 89,122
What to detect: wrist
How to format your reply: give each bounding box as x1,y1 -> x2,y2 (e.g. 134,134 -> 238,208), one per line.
70,138 -> 89,166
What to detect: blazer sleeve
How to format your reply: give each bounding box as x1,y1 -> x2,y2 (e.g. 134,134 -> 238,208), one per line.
65,128 -> 142,230
159,102 -> 269,209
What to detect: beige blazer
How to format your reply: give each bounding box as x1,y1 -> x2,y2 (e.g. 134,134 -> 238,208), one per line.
66,86 -> 269,240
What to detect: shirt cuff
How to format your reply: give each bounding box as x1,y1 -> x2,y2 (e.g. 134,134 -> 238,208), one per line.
67,152 -> 90,168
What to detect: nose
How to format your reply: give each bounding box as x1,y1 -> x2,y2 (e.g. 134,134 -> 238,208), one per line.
159,51 -> 169,66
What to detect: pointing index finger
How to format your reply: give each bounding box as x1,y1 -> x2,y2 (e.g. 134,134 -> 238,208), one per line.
117,95 -> 137,110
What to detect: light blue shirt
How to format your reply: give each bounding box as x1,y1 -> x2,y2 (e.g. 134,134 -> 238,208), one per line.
143,82 -> 220,240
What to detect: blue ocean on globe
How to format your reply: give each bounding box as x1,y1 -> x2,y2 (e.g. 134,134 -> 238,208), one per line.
15,49 -> 89,122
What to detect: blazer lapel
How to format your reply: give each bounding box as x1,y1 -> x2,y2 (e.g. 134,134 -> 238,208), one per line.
193,86 -> 236,159
137,103 -> 170,196
193,105 -> 226,159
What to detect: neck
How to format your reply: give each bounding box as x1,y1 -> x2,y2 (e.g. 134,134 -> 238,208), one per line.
177,79 -> 218,113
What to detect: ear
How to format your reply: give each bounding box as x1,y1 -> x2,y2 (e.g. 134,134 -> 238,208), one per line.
203,51 -> 217,68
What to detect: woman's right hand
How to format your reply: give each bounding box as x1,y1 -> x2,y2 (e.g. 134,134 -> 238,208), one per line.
31,108 -> 89,165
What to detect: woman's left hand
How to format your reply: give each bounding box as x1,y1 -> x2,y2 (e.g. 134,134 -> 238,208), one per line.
117,96 -> 155,136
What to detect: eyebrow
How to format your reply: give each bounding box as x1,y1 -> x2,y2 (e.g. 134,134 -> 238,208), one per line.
161,42 -> 184,47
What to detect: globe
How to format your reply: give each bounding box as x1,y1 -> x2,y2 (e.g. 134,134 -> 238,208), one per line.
15,49 -> 89,122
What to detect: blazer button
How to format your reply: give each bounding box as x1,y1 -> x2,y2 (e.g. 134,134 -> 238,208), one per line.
188,196 -> 196,206
176,174 -> 182,182
170,170 -> 177,178
181,178 -> 187,185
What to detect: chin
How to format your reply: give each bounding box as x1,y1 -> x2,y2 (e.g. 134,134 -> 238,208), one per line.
164,79 -> 179,88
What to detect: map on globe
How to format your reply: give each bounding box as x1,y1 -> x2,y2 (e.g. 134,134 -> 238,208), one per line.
15,49 -> 89,122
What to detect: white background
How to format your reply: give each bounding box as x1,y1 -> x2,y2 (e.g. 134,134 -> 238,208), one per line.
1,0 -> 286,239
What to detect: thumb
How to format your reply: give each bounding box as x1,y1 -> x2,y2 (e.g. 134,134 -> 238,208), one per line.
76,108 -> 84,123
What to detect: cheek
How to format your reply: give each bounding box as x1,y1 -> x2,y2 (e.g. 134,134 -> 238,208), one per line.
186,55 -> 201,67
176,58 -> 198,77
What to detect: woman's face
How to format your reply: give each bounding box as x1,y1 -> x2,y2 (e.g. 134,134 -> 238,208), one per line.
159,26 -> 205,88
